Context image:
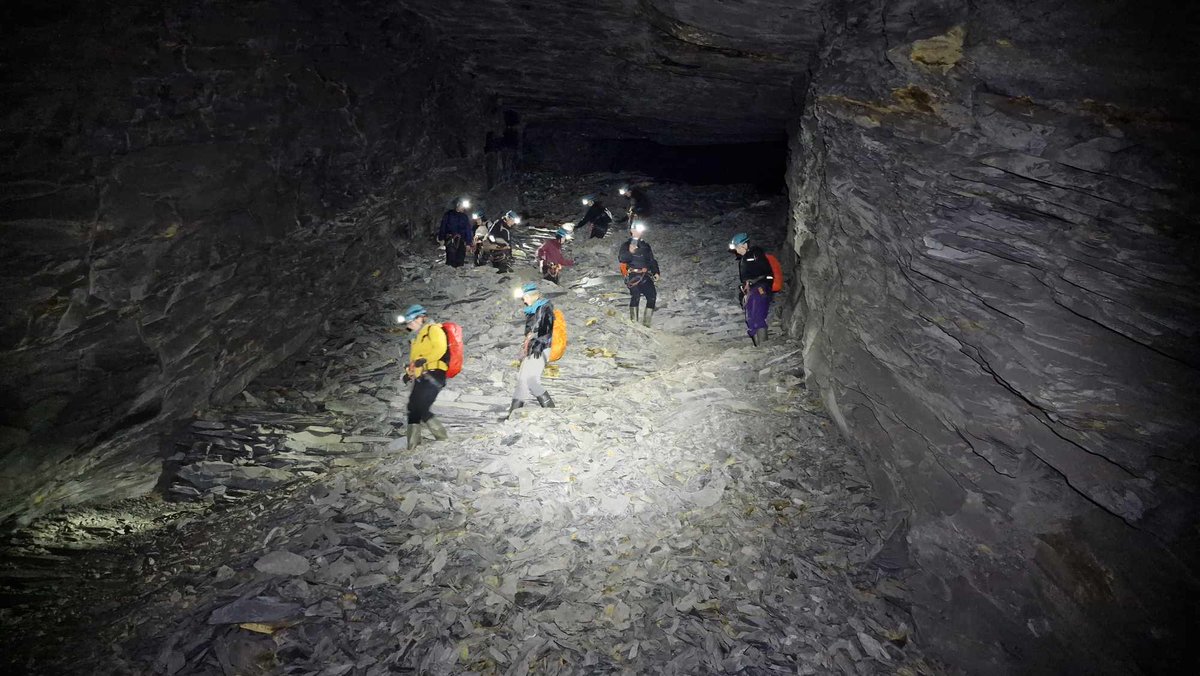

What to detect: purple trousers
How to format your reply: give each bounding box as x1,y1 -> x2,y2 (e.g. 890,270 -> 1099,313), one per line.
745,285 -> 771,336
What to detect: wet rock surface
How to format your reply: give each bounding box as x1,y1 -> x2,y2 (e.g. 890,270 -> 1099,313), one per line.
1,177 -> 935,674
785,1 -> 1200,672
0,0 -> 512,525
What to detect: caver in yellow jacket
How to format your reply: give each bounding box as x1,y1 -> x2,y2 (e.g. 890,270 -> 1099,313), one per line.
407,322 -> 449,377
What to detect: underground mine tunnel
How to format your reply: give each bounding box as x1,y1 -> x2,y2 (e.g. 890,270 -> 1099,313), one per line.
1,0 -> 1198,673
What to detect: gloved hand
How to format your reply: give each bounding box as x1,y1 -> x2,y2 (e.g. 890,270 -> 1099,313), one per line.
402,374 -> 412,385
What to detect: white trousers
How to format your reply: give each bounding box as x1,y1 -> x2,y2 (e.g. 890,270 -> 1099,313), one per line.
513,353 -> 547,402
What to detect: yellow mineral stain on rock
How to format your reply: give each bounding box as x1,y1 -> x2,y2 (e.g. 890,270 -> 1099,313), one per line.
910,25 -> 966,74
818,84 -> 939,123
891,85 -> 937,114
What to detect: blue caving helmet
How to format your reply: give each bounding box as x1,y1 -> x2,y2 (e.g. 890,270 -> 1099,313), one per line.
729,232 -> 750,249
555,228 -> 569,239
401,304 -> 427,323
521,281 -> 539,294
505,210 -> 520,223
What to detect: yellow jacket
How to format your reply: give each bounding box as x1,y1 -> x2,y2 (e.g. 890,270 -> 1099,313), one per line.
408,322 -> 449,376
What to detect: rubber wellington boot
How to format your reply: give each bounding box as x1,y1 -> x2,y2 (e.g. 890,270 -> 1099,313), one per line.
536,392 -> 555,408
642,307 -> 654,328
629,306 -> 639,322
425,416 -> 448,441
503,399 -> 525,420
406,423 -> 423,449
754,327 -> 767,345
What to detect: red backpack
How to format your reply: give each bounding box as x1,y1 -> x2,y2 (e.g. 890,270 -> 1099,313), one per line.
441,322 -> 464,378
765,254 -> 784,293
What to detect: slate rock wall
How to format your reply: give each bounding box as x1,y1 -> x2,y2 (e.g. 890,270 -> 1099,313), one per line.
0,0 -> 506,525
786,0 -> 1200,672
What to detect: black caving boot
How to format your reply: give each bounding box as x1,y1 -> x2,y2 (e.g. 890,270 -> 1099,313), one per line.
629,305 -> 639,322
642,307 -> 654,328
536,392 -> 555,409
406,423 -> 424,449
503,399 -> 525,420
425,416 -> 448,441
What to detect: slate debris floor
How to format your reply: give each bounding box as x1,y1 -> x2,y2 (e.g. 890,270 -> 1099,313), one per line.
1,174 -> 939,675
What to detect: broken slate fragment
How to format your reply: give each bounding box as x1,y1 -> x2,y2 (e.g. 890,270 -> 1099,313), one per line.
253,550 -> 310,576
207,597 -> 301,625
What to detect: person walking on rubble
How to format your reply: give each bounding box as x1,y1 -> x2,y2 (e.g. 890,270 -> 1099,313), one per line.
505,282 -> 556,420
400,304 -> 450,448
437,198 -> 473,268
474,210 -> 519,272
577,194 -> 614,239
617,220 -> 660,327
618,184 -> 652,222
730,232 -> 774,346
536,228 -> 575,284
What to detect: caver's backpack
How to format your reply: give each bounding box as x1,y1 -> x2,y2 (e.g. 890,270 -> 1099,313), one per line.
548,309 -> 567,362
766,253 -> 784,293
441,322 -> 464,378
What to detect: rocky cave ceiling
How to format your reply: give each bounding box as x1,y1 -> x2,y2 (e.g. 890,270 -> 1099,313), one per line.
399,0 -> 828,143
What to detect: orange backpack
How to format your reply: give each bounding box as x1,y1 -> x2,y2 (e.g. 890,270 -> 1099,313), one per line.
548,309 -> 567,362
441,322 -> 464,378
766,254 -> 783,293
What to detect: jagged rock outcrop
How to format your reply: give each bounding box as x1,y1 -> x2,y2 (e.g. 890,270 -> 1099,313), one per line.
785,0 -> 1200,672
0,0 -> 510,525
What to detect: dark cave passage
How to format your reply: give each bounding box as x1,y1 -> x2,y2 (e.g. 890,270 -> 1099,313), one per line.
2,0 -> 1199,674
522,131 -> 790,193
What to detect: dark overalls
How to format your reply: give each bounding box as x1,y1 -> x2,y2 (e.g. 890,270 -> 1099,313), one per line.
617,238 -> 660,310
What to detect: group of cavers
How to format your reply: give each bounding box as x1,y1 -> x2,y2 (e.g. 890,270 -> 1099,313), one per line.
403,185 -> 782,447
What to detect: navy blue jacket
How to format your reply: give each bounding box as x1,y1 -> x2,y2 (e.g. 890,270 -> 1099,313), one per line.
438,209 -> 473,241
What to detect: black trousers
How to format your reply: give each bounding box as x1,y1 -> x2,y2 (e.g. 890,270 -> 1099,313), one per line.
627,274 -> 657,309
589,223 -> 609,239
408,370 -> 446,424
444,236 -> 466,267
